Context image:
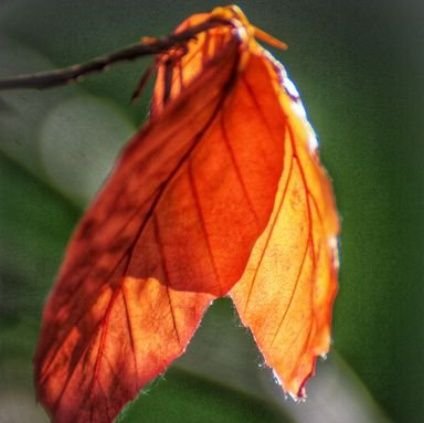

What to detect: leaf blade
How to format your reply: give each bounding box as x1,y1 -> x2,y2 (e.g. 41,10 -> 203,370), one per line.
230,52 -> 339,398
34,13 -> 289,421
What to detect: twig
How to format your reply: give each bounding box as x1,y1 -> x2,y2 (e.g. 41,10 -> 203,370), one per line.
0,17 -> 231,91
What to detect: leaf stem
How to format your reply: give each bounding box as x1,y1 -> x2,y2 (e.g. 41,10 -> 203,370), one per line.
0,17 -> 231,91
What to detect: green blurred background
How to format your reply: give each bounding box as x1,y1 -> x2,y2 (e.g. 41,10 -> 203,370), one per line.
0,1 -> 422,422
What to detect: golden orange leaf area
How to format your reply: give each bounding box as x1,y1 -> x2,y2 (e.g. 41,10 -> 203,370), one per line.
34,5 -> 339,422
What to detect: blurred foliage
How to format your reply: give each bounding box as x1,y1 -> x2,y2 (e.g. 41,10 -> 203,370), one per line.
0,1 -> 422,422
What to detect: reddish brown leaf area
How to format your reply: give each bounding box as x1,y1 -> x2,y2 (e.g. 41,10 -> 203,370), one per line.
151,12 -> 235,116
35,6 -> 339,422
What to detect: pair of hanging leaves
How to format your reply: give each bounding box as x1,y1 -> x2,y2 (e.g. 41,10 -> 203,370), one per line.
34,6 -> 339,422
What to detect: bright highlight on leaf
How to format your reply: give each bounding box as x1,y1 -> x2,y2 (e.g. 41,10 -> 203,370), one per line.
34,5 -> 339,422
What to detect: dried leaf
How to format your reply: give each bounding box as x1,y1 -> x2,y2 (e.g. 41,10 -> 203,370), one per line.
230,54 -> 339,398
35,6 -> 339,422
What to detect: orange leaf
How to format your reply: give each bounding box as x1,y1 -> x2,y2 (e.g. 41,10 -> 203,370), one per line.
230,55 -> 339,398
34,5 -> 339,422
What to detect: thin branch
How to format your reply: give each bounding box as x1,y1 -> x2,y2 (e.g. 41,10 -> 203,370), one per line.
0,17 -> 231,91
